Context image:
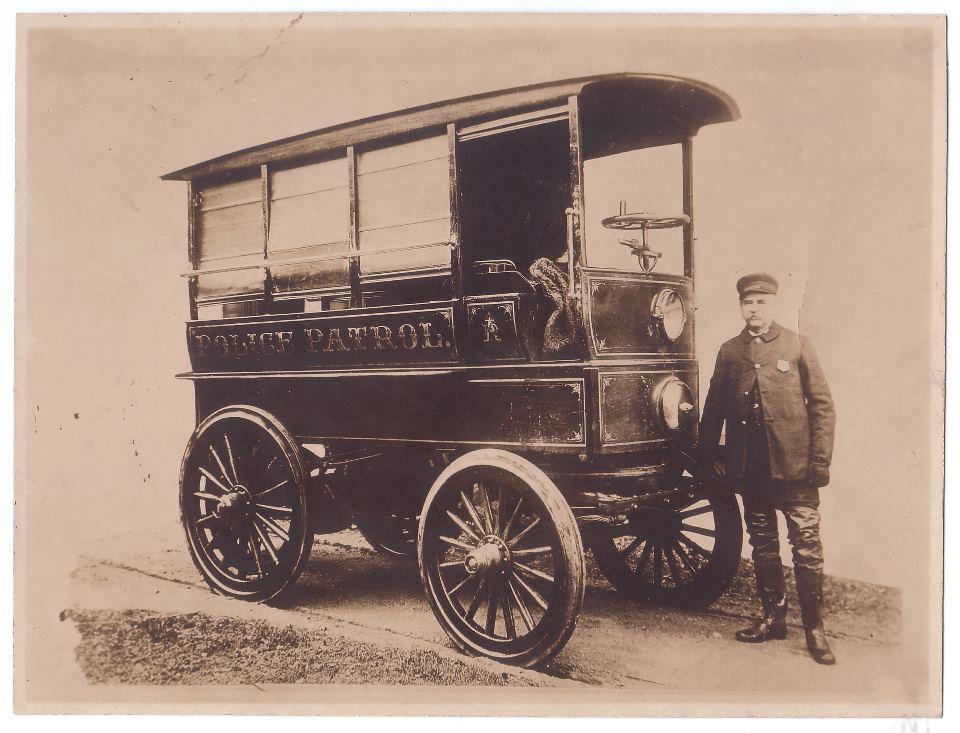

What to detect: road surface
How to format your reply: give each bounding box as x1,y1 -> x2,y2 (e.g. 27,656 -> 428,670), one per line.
64,519 -> 910,704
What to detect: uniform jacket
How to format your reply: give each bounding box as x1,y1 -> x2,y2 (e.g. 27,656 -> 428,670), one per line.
699,321 -> 836,482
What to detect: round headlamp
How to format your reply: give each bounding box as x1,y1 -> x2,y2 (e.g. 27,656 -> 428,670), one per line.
656,378 -> 695,432
651,288 -> 687,342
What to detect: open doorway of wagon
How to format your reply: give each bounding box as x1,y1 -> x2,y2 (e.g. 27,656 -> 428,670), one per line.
456,107 -> 571,291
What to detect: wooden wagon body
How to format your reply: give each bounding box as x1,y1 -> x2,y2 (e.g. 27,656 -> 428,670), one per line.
169,73 -> 743,667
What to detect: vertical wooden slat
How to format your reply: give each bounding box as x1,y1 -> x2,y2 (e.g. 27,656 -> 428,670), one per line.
347,146 -> 362,308
583,368 -> 600,460
447,124 -> 463,300
568,95 -> 585,274
261,164 -> 273,313
186,180 -> 198,321
682,136 -> 695,282
682,136 -> 695,346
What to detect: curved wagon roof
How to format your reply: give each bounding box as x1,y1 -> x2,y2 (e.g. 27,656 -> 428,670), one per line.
161,73 -> 739,182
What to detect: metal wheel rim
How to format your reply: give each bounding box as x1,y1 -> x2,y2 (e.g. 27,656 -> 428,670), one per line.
422,466 -> 568,656
180,411 -> 308,597
603,492 -> 725,596
614,497 -> 717,591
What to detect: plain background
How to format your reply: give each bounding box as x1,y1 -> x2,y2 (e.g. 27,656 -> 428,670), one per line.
17,15 -> 939,583
11,9 -> 946,715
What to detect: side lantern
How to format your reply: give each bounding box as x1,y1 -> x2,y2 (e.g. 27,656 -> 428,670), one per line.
651,288 -> 687,342
655,377 -> 696,433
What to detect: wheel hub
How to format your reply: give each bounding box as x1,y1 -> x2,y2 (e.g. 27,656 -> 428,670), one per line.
464,536 -> 509,575
213,485 -> 250,519
630,507 -> 681,544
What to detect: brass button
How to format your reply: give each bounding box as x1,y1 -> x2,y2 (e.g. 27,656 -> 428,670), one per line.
755,337 -> 762,343
741,420 -> 747,425
754,363 -> 761,369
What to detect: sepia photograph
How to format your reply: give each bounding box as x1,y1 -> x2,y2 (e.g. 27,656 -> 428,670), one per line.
12,11 -> 946,716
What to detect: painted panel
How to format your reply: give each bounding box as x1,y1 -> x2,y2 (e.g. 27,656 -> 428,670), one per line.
465,299 -> 524,360
464,379 -> 586,447
187,305 -> 457,372
194,374 -> 586,450
586,274 -> 694,357
598,368 -> 698,448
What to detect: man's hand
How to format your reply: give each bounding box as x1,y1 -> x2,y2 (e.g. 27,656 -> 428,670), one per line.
808,462 -> 830,488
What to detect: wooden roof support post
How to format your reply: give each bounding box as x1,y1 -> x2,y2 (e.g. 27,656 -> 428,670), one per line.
347,146 -> 362,308
682,135 -> 696,346
568,95 -> 585,286
186,180 -> 199,321
447,124 -> 463,300
682,135 -> 695,282
261,164 -> 274,313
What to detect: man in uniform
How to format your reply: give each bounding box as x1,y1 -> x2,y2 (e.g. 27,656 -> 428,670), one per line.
699,273 -> 837,665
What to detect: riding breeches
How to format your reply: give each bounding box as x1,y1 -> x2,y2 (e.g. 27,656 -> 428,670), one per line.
741,490 -> 824,573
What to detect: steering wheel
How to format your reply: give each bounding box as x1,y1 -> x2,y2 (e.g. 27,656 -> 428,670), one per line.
601,206 -> 689,273
601,211 -> 690,231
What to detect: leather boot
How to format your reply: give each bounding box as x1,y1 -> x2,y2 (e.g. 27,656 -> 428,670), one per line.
736,559 -> 788,642
795,566 -> 836,665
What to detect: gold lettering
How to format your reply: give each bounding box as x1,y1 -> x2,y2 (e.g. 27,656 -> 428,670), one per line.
228,334 -> 248,356
370,325 -> 396,350
259,332 -> 276,354
275,331 -> 293,353
397,323 -> 418,349
325,328 -> 349,352
348,327 -> 368,351
214,335 -> 230,356
419,322 -> 444,349
194,334 -> 212,356
304,328 -> 323,353
482,314 -> 501,343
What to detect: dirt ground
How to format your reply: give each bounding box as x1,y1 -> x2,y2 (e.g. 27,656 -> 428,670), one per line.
60,519 -> 911,703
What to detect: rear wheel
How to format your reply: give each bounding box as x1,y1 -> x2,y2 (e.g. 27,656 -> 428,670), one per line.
343,449 -> 428,560
179,406 -> 313,602
357,515 -> 417,559
418,450 -> 584,668
589,471 -> 741,609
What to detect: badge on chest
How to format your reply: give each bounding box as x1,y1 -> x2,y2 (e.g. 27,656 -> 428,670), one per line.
777,359 -> 790,372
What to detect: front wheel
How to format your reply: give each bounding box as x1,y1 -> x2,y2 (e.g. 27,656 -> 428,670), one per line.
589,473 -> 742,609
418,450 -> 584,668
179,406 -> 314,603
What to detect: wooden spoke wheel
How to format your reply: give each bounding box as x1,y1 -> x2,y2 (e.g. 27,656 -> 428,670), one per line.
357,515 -> 417,560
589,476 -> 742,609
418,450 -> 584,668
179,406 -> 314,603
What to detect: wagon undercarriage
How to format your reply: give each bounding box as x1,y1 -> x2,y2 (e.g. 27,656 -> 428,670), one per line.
179,403 -> 741,667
